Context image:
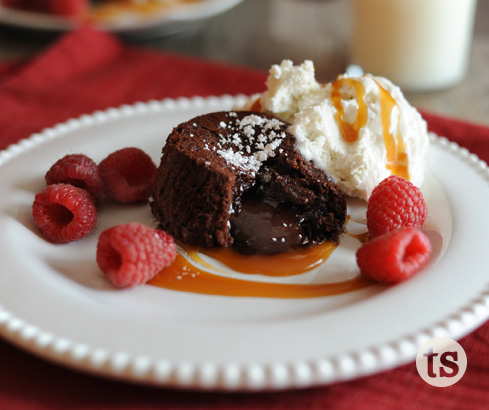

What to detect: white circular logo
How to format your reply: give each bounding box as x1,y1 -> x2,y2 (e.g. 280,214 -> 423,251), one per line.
416,337 -> 467,387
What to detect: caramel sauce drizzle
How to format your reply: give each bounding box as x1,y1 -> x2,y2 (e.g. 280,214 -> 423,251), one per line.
330,76 -> 410,180
373,79 -> 410,179
148,241 -> 372,299
249,97 -> 262,112
191,242 -> 337,277
331,78 -> 368,142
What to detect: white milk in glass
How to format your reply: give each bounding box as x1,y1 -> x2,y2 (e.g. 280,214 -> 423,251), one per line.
350,0 -> 477,91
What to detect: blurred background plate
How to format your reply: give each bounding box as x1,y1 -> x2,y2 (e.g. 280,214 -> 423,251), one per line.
0,0 -> 243,37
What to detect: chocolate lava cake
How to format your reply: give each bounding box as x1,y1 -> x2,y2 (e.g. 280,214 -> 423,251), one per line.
151,111 -> 346,254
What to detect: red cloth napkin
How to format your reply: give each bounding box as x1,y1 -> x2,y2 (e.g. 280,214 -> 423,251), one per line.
1,26 -> 489,410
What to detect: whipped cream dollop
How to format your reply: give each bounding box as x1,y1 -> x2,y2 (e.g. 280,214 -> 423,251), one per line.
243,60 -> 430,200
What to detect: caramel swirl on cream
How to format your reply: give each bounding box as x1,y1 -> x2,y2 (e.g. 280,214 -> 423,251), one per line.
330,76 -> 410,181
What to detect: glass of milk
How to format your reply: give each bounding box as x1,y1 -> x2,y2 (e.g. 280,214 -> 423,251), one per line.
349,0 -> 478,91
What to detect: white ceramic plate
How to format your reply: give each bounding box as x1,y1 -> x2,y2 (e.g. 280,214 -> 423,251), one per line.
0,95 -> 489,391
0,0 -> 242,36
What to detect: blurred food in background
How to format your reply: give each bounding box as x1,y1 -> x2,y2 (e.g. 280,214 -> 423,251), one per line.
0,0 -> 207,21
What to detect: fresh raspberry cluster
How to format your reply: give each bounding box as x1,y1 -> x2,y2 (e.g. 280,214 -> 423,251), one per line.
356,176 -> 432,284
33,147 -> 157,243
33,153 -> 102,243
32,148 -> 170,287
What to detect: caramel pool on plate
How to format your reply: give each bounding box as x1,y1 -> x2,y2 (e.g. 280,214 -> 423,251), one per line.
148,240 -> 372,299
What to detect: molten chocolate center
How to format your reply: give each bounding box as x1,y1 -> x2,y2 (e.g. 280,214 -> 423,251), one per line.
229,195 -> 306,255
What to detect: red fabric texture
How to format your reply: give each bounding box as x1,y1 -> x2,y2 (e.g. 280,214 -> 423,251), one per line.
1,26 -> 489,409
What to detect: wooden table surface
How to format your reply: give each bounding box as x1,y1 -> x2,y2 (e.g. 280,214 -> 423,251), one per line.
0,0 -> 488,126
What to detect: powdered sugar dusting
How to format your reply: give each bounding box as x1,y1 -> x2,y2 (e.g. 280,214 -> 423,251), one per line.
217,148 -> 262,172
213,113 -> 287,175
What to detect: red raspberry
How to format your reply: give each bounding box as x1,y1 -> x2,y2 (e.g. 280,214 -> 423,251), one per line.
45,154 -> 103,203
99,147 -> 157,203
32,183 -> 97,243
367,175 -> 428,238
96,222 -> 176,288
356,227 -> 432,284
